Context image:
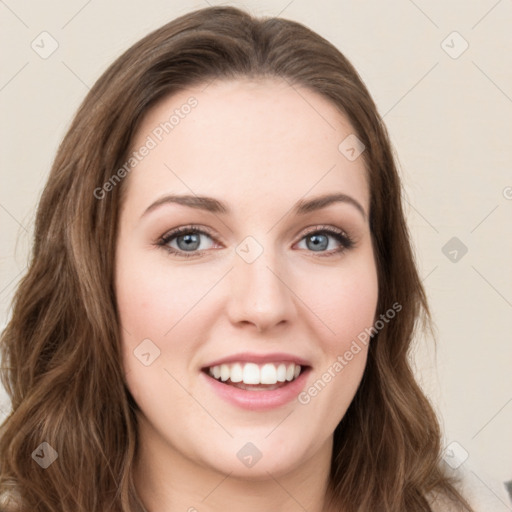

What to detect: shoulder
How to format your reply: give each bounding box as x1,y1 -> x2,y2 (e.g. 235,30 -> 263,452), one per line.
429,462 -> 512,512
0,488 -> 22,512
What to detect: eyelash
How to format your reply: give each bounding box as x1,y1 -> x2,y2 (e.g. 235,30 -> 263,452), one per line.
156,224 -> 355,259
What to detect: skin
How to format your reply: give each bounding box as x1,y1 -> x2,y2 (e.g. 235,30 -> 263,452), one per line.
114,77 -> 379,512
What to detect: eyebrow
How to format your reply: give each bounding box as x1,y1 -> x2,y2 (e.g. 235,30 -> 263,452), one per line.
141,192 -> 367,221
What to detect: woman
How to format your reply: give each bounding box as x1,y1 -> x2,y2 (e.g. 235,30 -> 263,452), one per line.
0,6 -> 476,511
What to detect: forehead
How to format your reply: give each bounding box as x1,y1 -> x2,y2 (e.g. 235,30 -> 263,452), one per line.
123,77 -> 369,217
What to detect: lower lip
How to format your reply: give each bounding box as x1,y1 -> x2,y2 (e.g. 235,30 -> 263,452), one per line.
201,368 -> 311,411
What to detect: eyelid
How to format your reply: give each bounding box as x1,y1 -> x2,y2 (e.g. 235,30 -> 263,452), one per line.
159,224 -> 217,242
299,224 -> 350,239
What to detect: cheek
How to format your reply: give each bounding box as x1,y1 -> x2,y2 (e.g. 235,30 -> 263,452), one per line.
116,261 -> 203,421
303,256 -> 379,351
115,247 -> 213,340
115,245 -> 219,396
294,252 -> 378,416
296,267 -> 377,427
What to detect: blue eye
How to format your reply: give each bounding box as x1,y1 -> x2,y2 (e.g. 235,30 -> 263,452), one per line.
157,226 -> 215,258
297,228 -> 354,255
157,224 -> 354,259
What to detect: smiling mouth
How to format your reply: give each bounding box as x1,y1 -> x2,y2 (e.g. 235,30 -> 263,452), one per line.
202,361 -> 306,391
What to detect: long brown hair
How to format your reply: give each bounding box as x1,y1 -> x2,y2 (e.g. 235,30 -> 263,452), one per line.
0,6 -> 472,511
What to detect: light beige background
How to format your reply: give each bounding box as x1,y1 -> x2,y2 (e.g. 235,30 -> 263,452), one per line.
1,0 -> 511,498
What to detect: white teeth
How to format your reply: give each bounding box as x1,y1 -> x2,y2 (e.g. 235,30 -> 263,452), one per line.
207,362 -> 303,385
220,364 -> 230,382
260,363 -> 277,385
243,363 -> 260,384
276,363 -> 287,382
230,363 -> 243,383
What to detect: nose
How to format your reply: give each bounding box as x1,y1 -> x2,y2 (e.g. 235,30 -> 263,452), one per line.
226,241 -> 296,333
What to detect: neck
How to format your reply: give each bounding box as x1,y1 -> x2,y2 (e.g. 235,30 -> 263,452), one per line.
133,417 -> 339,512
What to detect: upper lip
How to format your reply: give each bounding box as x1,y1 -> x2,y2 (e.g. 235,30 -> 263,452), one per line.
202,352 -> 311,369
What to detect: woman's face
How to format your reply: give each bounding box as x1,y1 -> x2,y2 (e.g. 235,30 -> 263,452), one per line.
115,77 -> 378,479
